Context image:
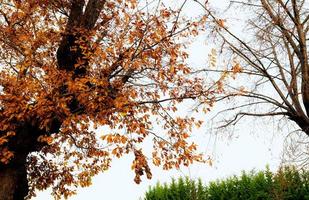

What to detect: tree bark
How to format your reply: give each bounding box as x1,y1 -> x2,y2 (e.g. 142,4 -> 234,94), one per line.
0,122 -> 50,200
0,163 -> 28,200
289,114 -> 309,136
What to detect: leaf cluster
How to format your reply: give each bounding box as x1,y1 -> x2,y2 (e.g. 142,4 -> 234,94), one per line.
0,0 -> 213,198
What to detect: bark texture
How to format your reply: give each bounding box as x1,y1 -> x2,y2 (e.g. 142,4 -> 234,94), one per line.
0,164 -> 28,200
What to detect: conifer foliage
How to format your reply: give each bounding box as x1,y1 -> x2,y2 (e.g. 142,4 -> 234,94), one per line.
144,167 -> 309,200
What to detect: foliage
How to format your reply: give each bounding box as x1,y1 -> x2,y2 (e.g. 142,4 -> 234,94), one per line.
0,0 -> 219,199
144,166 -> 309,200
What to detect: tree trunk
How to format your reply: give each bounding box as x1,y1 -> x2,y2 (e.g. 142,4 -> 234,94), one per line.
290,115 -> 309,136
0,123 -> 49,200
0,163 -> 28,200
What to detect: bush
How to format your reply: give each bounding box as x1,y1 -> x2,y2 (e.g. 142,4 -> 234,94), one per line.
143,166 -> 309,200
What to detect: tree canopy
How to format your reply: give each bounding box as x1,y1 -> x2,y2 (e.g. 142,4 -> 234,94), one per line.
0,0 -> 215,199
144,166 -> 309,200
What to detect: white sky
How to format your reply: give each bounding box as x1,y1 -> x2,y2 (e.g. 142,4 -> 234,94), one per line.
33,0 -> 289,199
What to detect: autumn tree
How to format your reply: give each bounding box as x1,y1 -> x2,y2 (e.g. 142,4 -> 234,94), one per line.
0,0 -> 214,199
194,0 -> 309,166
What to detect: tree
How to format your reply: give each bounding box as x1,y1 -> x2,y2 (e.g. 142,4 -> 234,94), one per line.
0,0 -> 214,199
193,0 -> 309,165
144,167 -> 309,200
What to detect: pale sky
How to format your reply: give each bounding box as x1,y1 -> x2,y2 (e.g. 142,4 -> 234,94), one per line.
33,0 -> 289,199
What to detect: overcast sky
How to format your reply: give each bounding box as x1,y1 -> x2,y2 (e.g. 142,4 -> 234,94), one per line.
33,0 -> 289,199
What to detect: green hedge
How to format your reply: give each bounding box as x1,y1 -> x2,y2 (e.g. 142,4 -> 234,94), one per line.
144,166 -> 309,200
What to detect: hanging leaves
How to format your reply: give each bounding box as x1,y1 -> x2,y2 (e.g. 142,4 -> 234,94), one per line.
0,0 -> 216,198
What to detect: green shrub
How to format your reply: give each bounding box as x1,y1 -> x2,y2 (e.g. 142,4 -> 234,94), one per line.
143,166 -> 309,200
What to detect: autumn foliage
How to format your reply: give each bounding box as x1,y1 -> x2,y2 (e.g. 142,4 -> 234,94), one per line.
0,0 -> 215,199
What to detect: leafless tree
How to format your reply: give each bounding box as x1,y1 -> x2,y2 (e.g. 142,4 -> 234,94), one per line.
193,0 -> 309,166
